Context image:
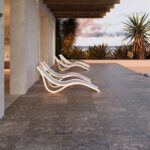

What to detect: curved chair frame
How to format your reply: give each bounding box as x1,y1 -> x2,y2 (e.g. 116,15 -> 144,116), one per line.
37,65 -> 100,93
55,56 -> 89,71
59,54 -> 90,68
41,61 -> 91,83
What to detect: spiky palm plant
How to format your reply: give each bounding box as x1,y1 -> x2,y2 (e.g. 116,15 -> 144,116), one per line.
123,14 -> 150,59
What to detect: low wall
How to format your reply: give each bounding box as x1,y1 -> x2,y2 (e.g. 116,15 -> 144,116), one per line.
84,60 -> 150,68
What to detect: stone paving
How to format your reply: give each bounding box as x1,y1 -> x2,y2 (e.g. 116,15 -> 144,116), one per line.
0,64 -> 150,150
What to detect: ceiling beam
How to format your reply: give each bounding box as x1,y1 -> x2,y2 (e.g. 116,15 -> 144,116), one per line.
47,4 -> 114,12
43,0 -> 120,18
54,12 -> 105,18
44,0 -> 120,5
56,16 -> 104,18
53,10 -> 107,15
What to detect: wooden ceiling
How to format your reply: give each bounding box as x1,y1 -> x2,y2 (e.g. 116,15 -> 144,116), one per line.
43,0 -> 120,18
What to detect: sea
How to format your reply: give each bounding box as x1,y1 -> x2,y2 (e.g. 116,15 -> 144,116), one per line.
76,46 -> 117,51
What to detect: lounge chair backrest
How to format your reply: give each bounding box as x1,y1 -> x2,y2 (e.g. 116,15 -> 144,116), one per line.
37,65 -> 62,86
55,56 -> 62,64
59,54 -> 71,64
55,56 -> 69,68
40,62 -> 50,74
41,61 -> 58,77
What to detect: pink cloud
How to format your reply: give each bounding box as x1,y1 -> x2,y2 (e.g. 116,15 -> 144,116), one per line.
77,19 -> 125,38
90,25 -> 101,31
78,19 -> 93,28
77,19 -> 111,37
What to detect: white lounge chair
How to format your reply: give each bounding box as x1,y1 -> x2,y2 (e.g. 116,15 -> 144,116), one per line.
55,56 -> 89,71
37,65 -> 100,93
40,61 -> 91,83
59,54 -> 90,68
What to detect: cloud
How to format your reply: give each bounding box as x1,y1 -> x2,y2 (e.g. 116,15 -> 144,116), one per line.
76,0 -> 150,46
75,36 -> 127,47
90,25 -> 102,32
77,19 -> 108,35
77,19 -> 117,38
78,31 -> 126,38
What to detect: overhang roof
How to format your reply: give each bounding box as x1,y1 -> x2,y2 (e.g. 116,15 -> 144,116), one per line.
43,0 -> 120,18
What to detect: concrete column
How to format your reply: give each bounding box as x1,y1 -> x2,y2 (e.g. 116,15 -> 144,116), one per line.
38,1 -> 56,66
10,0 -> 39,95
25,0 -> 39,89
48,14 -> 56,65
10,0 -> 27,94
51,16 -> 56,64
40,16 -> 49,63
0,0 -> 4,118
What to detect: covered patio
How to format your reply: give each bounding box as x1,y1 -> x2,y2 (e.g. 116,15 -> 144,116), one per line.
44,0 -> 120,18
0,0 -> 120,118
0,64 -> 150,149
0,0 -> 150,149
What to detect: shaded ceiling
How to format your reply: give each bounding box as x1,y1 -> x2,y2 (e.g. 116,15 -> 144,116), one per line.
43,0 -> 120,18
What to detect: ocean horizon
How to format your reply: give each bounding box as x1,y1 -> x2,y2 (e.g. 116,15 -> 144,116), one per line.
75,46 -> 119,51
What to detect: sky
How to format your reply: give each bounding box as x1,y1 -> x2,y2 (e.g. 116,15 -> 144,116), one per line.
75,0 -> 150,46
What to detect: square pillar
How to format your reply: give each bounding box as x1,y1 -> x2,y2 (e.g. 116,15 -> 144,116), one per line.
51,16 -> 56,64
40,16 -> 49,63
10,0 -> 39,95
0,0 -> 4,118
10,0 -> 27,94
48,14 -> 56,65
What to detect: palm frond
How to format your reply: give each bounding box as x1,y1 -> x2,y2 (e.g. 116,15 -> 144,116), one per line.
123,13 -> 150,59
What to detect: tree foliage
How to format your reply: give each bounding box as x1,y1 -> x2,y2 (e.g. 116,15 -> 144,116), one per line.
62,18 -> 79,49
86,44 -> 112,59
56,18 -> 62,57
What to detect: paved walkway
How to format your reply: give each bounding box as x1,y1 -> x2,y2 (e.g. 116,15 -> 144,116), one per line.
0,64 -> 150,150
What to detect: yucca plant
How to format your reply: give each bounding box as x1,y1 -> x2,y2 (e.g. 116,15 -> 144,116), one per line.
123,14 -> 150,59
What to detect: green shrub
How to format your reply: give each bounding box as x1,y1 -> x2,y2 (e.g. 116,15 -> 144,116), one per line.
69,46 -> 86,59
113,45 -> 133,59
105,50 -> 114,59
61,45 -> 72,59
61,46 -> 86,59
86,44 -> 110,59
61,44 -> 140,60
146,50 -> 150,59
